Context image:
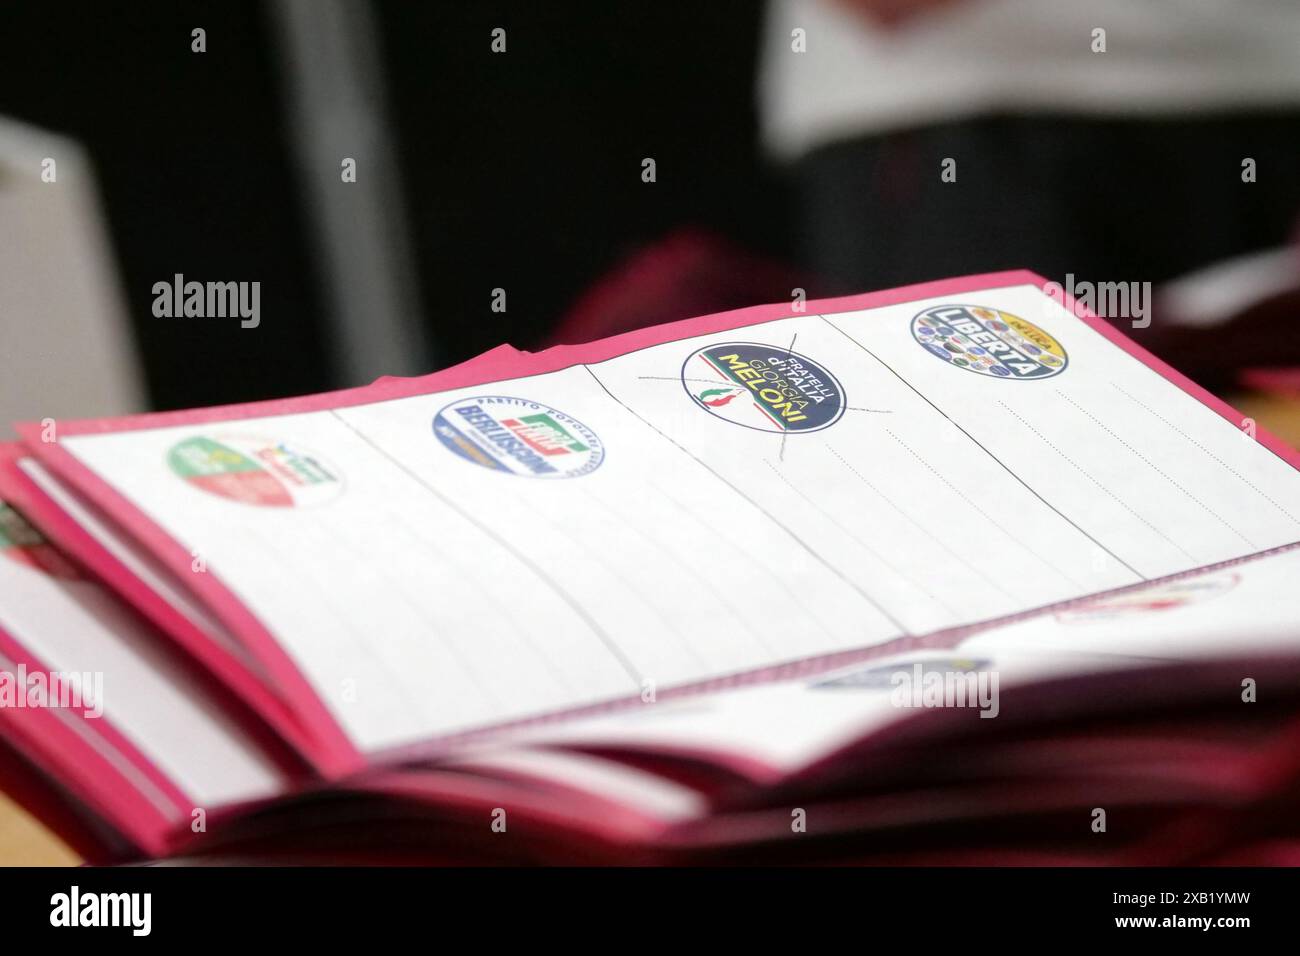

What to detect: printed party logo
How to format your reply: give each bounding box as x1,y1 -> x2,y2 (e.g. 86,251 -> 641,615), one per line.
433,396 -> 604,478
912,304 -> 1067,379
683,342 -> 845,433
1054,573 -> 1239,624
0,503 -> 80,579
167,436 -> 342,506
811,656 -> 993,690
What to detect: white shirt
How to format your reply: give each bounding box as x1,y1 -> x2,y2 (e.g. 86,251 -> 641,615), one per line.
761,0 -> 1300,160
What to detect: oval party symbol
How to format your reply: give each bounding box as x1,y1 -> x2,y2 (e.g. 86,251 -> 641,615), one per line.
682,341 -> 845,433
810,657 -> 994,691
433,396 -> 604,478
0,503 -> 81,579
1054,573 -> 1239,625
912,305 -> 1068,380
167,435 -> 343,507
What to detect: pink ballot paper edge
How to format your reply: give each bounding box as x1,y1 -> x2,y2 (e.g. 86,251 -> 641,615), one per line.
8,342 -> 548,775
15,269 -> 1300,776
0,624 -> 178,858
0,451 -> 308,858
0,443 -> 323,768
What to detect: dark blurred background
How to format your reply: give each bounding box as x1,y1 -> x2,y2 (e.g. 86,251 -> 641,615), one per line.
1,0 -> 1298,419
0,1 -> 782,412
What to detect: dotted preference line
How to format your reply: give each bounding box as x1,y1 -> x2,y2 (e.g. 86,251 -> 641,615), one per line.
761,457 -> 960,620
650,479 -> 849,647
883,427 -> 1086,591
1057,391 -> 1256,549
1112,382 -> 1300,528
825,444 -> 1021,606
997,400 -> 1200,564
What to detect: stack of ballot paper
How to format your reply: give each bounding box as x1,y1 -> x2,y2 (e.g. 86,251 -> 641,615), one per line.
4,270 -> 1300,865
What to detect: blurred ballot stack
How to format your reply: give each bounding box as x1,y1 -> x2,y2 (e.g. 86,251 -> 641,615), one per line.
4,271 -> 1300,865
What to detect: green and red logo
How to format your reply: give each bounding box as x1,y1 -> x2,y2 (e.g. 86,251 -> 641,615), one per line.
0,503 -> 80,579
1054,573 -> 1239,624
167,435 -> 342,507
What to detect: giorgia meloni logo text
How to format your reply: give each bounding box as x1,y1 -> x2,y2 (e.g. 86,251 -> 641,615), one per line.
682,341 -> 845,433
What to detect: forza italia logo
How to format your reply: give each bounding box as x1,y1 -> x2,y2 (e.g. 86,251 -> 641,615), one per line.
433,396 -> 604,478
683,342 -> 845,433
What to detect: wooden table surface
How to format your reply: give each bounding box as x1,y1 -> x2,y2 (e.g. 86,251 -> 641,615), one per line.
5,392 -> 1300,866
0,791 -> 78,866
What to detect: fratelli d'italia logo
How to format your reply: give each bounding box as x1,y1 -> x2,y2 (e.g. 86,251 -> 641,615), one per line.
433,396 -> 604,478
167,436 -> 342,506
683,342 -> 845,433
912,305 -> 1067,379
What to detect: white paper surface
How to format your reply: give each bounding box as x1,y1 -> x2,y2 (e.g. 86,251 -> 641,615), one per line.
58,283 -> 1300,754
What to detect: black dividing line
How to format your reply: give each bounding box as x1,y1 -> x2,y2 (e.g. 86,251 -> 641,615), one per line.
1056,390 -> 1255,550
1112,381 -> 1300,528
582,364 -> 912,637
326,410 -> 645,688
762,457 -> 963,619
639,376 -> 729,387
999,399 -> 1200,565
779,329 -> 799,463
819,314 -> 1145,581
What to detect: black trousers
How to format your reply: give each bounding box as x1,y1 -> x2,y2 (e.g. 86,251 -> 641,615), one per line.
795,113 -> 1300,293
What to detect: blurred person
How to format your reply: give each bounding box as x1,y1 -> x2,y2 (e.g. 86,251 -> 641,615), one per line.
761,0 -> 1300,296
0,117 -> 144,433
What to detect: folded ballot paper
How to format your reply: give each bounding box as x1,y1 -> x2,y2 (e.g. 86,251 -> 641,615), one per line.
5,269 -> 1300,865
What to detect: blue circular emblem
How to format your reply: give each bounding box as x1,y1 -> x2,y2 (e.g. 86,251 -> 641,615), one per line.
433,396 -> 604,478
